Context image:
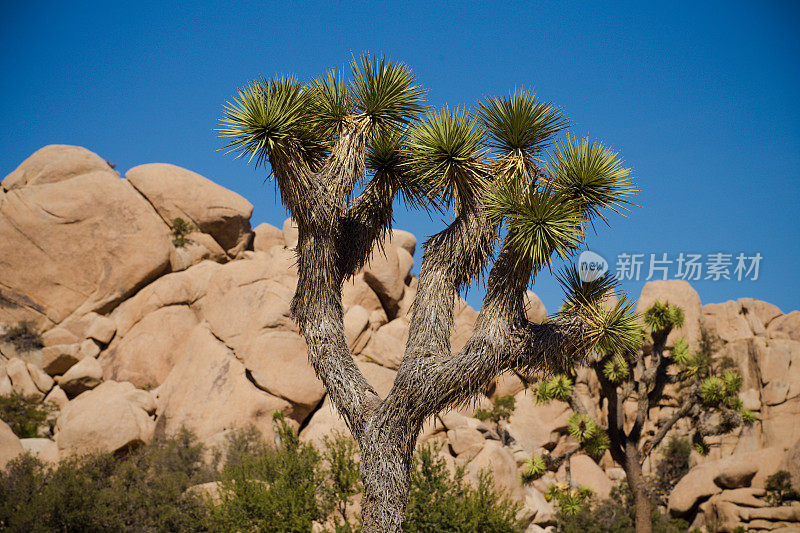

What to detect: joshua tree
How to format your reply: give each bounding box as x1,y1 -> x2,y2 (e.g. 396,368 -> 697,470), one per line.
526,293 -> 756,533
220,54 -> 636,532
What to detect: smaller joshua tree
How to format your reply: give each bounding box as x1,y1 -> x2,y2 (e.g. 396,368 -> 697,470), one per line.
523,273 -> 755,533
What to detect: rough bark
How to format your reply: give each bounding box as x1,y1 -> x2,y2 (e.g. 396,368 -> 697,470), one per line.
624,447 -> 653,533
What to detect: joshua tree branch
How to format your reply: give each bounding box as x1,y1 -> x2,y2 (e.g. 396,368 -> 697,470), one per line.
639,383 -> 698,459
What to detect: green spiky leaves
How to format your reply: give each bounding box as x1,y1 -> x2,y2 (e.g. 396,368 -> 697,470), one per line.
722,370 -> 742,396
568,413 -> 597,442
670,338 -> 691,365
584,429 -> 611,460
643,301 -> 685,332
364,127 -> 432,210
306,68 -> 352,144
406,107 -> 488,215
478,89 -> 568,176
582,296 -> 644,357
535,375 -> 574,403
700,376 -> 727,405
350,53 -> 427,130
485,179 -> 584,269
521,456 -> 547,484
603,354 -> 631,383
220,76 -> 323,168
558,266 -> 618,313
545,483 -> 592,516
545,136 -> 635,222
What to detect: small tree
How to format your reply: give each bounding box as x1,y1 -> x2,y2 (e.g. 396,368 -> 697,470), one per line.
220,53 -> 635,531
527,292 -> 755,533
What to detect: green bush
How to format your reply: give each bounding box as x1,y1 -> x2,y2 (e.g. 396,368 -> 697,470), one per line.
556,484 -> 689,533
404,444 -> 523,532
171,217 -> 195,247
475,394 -> 516,424
1,322 -> 43,352
764,470 -> 799,506
0,394 -> 53,438
0,429 -> 215,532
651,435 -> 691,505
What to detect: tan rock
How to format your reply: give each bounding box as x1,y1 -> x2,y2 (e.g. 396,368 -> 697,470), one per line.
110,260 -> 222,337
6,358 -> 44,401
169,231 -> 227,272
155,325 -> 291,444
363,245 -> 405,318
2,144 -> 113,191
0,166 -> 171,327
761,401 -> 800,460
780,437 -> 800,492
58,356 -> 103,397
25,362 -> 54,393
467,440 -> 524,500
714,487 -> 767,507
388,229 -> 416,256
396,248 -> 414,282
185,481 -> 223,506
569,454 -> 613,499
85,315 -> 117,345
524,291 -> 547,324
713,462 -> 758,489
0,373 -> 12,396
41,327 -> 79,347
126,163 -> 253,253
20,438 -> 59,463
0,420 -> 24,469
447,427 -> 485,460
101,305 -> 198,388
41,343 -> 82,375
526,487 -> 556,525
344,305 -> 370,350
342,274 -> 383,313
758,339 -> 800,405
282,217 -> 299,249
55,381 -> 155,455
768,311 -> 800,342
702,300 -> 752,344
44,386 -> 69,410
637,280 -> 702,349
361,317 -> 409,369
505,390 -> 570,453
237,329 -> 325,422
79,339 -> 100,359
253,222 -> 284,252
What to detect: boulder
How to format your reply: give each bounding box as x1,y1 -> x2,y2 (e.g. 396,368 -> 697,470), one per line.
768,311 -> 800,342
637,280 -> 702,349
41,343 -> 81,375
169,231 -> 227,272
6,358 -> 43,401
361,317 -> 409,369
253,222 -> 285,252
41,326 -> 79,347
25,362 -> 54,393
447,427 -> 485,460
363,245 -> 405,317
467,440 -> 524,500
100,305 -> 198,388
0,420 -> 24,469
79,339 -> 100,359
282,217 -> 299,249
2,145 -> 113,190
85,315 -> 116,345
0,160 -> 171,327
505,390 -> 570,453
55,381 -> 156,455
524,291 -> 547,324
701,301 -> 752,344
44,386 -> 69,410
154,325 -> 291,445
344,305 -> 370,350
342,274 -> 383,313
780,438 -> 800,492
20,438 -> 59,463
713,462 -> 758,489
569,454 -> 613,499
126,163 -> 253,254
396,248 -> 414,282
57,356 -> 103,397
387,229 -> 416,256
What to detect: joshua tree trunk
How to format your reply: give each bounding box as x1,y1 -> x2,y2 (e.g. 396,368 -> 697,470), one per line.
624,446 -> 652,533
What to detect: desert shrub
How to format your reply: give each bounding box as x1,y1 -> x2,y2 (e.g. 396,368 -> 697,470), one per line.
404,443 -> 523,532
0,429 -> 214,532
0,393 -> 53,438
764,470 -> 799,506
651,435 -> 692,505
475,394 -> 516,424
556,484 -> 689,533
322,431 -> 362,528
171,217 -> 195,247
210,413 -> 329,532
1,322 -> 43,352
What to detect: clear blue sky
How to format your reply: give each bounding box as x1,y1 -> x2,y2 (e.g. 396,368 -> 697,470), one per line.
2,1 -> 798,314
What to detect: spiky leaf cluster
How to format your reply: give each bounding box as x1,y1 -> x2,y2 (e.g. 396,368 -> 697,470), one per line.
670,338 -> 691,365
567,412 -> 597,442
365,127 -> 432,210
545,483 -> 593,517
584,428 -> 611,460
693,434 -> 710,456
581,296 -> 643,357
558,266 -> 618,313
722,370 -> 742,396
602,354 -> 631,383
535,375 -> 574,403
545,135 -> 636,222
700,376 -> 727,406
406,106 -> 487,215
644,301 -> 685,332
520,455 -> 547,484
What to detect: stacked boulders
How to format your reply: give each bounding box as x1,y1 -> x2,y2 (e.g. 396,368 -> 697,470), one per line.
1,146 -> 799,531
